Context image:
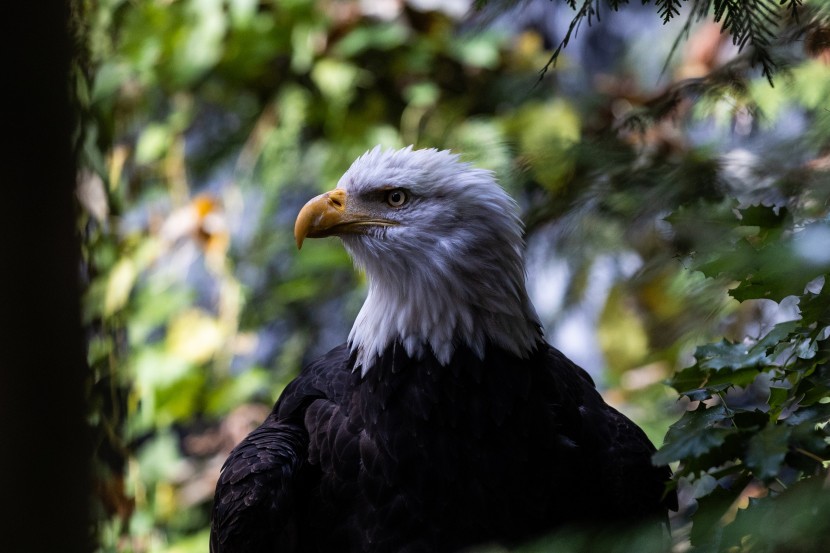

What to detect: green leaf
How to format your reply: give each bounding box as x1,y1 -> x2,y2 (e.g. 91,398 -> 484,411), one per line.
745,423 -> 792,479
653,404 -> 736,465
688,483 -> 741,549
738,204 -> 788,229
800,279 -> 830,328
754,320 -> 801,353
797,368 -> 830,407
206,367 -> 271,415
722,477 -> 830,551
171,0 -> 227,84
104,257 -> 137,315
450,33 -> 502,69
165,529 -> 211,553
670,364 -> 761,399
767,385 -> 791,419
403,82 -> 439,108
683,321 -> 800,388
135,123 -> 171,164
311,58 -> 359,103
333,22 -> 409,57
731,409 -> 769,430
695,339 -> 768,372
135,431 -> 182,483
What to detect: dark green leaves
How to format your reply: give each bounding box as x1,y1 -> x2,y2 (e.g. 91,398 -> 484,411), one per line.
673,202 -> 830,304
669,321 -> 800,399
653,404 -> 737,466
656,271 -> 830,549
745,423 -> 792,479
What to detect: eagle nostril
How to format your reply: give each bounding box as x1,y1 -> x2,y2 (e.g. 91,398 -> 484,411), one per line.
328,193 -> 343,208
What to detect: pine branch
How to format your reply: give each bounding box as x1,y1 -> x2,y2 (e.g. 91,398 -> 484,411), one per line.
781,0 -> 802,21
660,4 -> 700,77
487,0 -> 805,85
711,0 -> 782,83
656,0 -> 685,23
605,0 -> 632,11
538,0 -> 600,82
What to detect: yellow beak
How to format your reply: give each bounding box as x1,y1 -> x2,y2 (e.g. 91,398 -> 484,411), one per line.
293,188 -> 396,249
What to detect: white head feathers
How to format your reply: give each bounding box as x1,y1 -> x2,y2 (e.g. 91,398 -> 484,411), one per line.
332,146 -> 542,374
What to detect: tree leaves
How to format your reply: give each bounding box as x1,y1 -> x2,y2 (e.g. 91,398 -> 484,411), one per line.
656,274 -> 830,549
745,422 -> 791,479
656,185 -> 830,547
654,404 -> 737,466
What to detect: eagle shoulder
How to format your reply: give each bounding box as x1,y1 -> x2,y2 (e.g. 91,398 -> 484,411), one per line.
209,413 -> 307,552
541,346 -> 677,520
210,344 -> 353,553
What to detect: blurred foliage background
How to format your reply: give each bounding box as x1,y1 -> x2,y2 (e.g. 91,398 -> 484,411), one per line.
76,0 -> 830,551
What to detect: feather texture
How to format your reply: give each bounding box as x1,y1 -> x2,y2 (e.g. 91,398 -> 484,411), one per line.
211,342 -> 675,552
339,147 -> 541,372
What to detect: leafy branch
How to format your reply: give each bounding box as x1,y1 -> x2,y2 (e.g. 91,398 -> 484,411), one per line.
655,200 -> 830,550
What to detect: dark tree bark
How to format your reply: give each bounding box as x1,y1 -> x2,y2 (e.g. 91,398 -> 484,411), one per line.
0,2 -> 92,552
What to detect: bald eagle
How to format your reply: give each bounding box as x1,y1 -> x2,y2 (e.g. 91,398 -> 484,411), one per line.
211,147 -> 675,552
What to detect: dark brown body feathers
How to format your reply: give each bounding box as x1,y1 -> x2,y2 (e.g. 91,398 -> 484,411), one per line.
211,341 -> 674,552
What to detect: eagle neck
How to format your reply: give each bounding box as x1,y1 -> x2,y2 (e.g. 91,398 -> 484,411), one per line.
347,254 -> 542,375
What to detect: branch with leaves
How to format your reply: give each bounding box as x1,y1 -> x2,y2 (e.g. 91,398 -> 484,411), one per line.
481,0 -> 817,83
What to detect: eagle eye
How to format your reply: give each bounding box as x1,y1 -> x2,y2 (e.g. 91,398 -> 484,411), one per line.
385,189 -> 407,208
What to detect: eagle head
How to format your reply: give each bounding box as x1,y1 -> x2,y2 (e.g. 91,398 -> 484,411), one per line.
294,146 -> 541,373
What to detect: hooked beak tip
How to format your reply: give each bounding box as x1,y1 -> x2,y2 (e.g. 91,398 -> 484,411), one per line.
294,189 -> 347,250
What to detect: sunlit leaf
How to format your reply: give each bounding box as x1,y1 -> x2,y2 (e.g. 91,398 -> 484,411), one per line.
171,0 -> 227,85
135,123 -> 171,164
404,82 -> 440,108
135,430 -> 183,483
206,367 -> 271,415
333,22 -> 409,57
134,348 -> 194,391
451,33 -> 502,69
227,0 -> 258,26
163,529 -> 211,553
598,284 -> 650,374
166,309 -> 224,364
104,257 -> 137,315
506,100 -> 580,192
311,58 -> 359,103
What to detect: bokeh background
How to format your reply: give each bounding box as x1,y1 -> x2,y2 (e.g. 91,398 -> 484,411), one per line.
77,0 -> 830,551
